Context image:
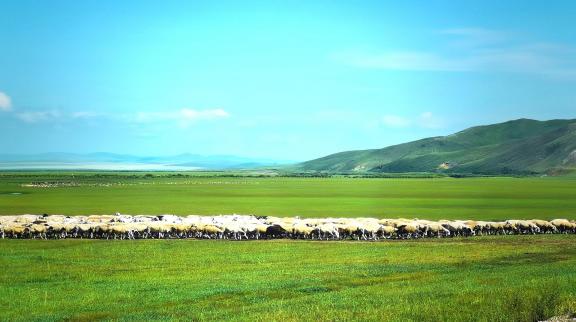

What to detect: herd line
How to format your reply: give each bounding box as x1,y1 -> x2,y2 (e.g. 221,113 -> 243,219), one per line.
1,214 -> 575,240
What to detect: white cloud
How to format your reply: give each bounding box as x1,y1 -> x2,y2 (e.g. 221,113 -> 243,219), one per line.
0,92 -> 12,111
379,112 -> 444,129
16,110 -> 62,123
71,111 -> 102,119
333,28 -> 576,80
181,108 -> 229,120
334,51 -> 473,72
12,107 -> 230,126
381,115 -> 412,127
418,112 -> 443,129
440,28 -> 510,46
134,108 -> 229,126
16,110 -> 100,123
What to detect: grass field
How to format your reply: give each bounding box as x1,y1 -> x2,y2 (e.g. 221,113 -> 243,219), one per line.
1,172 -> 575,220
1,236 -> 575,321
2,172 -> 576,321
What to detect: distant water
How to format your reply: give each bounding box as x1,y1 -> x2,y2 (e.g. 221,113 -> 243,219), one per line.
0,162 -> 203,171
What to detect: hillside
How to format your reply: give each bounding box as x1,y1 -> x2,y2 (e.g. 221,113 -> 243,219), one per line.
296,118 -> 576,174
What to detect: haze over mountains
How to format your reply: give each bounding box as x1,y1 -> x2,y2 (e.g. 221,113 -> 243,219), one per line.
0,153 -> 294,171
296,119 -> 576,175
2,119 -> 575,174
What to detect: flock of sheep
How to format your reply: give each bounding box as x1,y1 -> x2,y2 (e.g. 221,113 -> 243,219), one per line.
1,214 -> 575,240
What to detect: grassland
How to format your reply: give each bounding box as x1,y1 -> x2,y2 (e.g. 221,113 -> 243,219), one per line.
2,172 -> 576,321
1,172 -> 575,220
1,236 -> 575,321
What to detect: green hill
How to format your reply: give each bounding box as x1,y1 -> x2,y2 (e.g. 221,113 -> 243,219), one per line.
296,118 -> 576,174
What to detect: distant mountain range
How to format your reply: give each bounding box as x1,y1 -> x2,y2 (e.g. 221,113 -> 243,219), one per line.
295,118 -> 576,175
0,152 -> 295,171
3,118 -> 576,174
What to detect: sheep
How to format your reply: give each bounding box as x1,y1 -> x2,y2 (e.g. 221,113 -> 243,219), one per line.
171,223 -> 192,238
71,215 -> 86,223
148,223 -> 174,239
316,223 -> 340,240
199,224 -> 224,239
424,223 -> 451,238
15,214 -> 41,224
384,219 -> 412,228
76,224 -> 94,239
291,224 -> 316,239
456,221 -> 476,236
551,219 -> 576,233
111,214 -> 134,223
517,220 -> 540,234
129,223 -> 151,239
0,216 -> 18,225
47,223 -> 66,239
28,224 -> 48,239
441,221 -> 474,237
0,214 -> 574,240
241,223 -> 266,240
265,224 -> 289,239
86,215 -> 115,223
63,224 -> 80,238
502,220 -> 538,235
277,222 -> 295,235
222,223 -> 247,240
3,224 -> 29,238
459,220 -> 478,234
109,224 -> 134,240
91,223 -> 111,239
396,223 -> 420,239
487,222 -> 506,235
255,224 -> 270,239
43,215 -> 68,223
466,220 -> 483,235
337,223 -> 361,240
357,222 -> 381,240
158,215 -> 182,223
378,225 -> 397,239
132,215 -> 158,222
530,220 -> 557,234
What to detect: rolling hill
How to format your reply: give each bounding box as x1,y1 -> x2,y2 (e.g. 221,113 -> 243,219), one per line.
296,118 -> 576,174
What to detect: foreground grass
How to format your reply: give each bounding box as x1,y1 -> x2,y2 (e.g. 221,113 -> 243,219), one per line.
1,235 -> 575,321
1,173 -> 576,220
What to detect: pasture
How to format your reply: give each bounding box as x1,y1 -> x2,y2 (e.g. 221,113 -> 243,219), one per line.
1,172 -> 576,220
1,172 -> 576,321
1,236 -> 575,321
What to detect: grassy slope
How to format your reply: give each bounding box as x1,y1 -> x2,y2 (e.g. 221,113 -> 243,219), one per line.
1,236 -> 575,321
1,174 -> 576,220
296,119 -> 576,173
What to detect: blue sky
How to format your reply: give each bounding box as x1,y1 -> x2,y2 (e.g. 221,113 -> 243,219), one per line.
1,0 -> 575,160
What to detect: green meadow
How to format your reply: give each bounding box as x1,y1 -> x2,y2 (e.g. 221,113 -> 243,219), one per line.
1,236 -> 575,321
1,172 -> 576,321
0,172 -> 575,220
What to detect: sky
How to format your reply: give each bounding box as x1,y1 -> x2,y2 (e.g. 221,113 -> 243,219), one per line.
1,0 -> 575,161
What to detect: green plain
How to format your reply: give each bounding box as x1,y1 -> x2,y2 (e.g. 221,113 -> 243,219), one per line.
1,172 -> 576,321
1,236 -> 575,321
0,173 -> 575,220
